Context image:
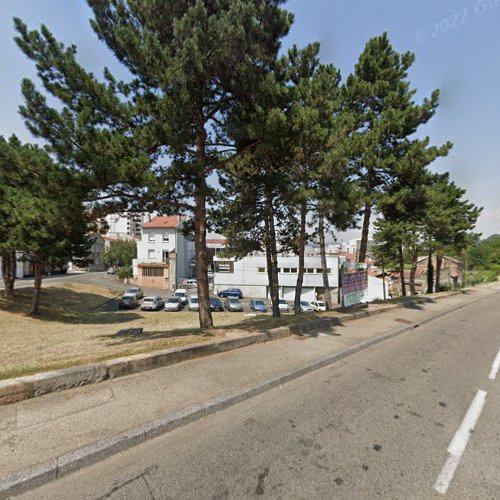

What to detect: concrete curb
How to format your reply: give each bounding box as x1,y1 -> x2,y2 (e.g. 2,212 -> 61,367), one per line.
0,292 -> 464,407
0,289 -> 492,500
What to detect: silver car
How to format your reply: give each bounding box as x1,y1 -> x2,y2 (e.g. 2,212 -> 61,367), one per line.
141,296 -> 164,311
123,287 -> 144,300
188,295 -> 199,311
310,300 -> 327,312
295,301 -> 314,313
164,296 -> 183,311
225,297 -> 243,312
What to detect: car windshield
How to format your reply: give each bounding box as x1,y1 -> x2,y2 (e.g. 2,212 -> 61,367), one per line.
168,298 -> 179,303
123,297 -> 133,302
143,298 -> 154,303
126,289 -> 138,294
175,292 -> 185,296
317,302 -> 326,307
300,302 -> 310,306
254,300 -> 264,306
279,300 -> 286,304
229,298 -> 240,303
190,297 -> 198,303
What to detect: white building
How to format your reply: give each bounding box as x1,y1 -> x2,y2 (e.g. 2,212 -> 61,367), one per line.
105,212 -> 151,239
133,216 -> 195,289
214,253 -> 342,302
0,252 -> 28,281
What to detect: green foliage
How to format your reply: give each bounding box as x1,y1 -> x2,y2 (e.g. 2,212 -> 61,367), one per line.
104,239 -> 137,267
467,235 -> 500,270
117,266 -> 133,280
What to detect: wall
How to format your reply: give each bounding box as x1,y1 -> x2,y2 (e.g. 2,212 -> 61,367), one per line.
214,254 -> 341,300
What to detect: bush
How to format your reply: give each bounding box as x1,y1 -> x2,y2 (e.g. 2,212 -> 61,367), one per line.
117,266 -> 133,280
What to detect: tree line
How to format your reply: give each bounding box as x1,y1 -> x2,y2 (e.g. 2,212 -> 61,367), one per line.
1,1 -> 480,325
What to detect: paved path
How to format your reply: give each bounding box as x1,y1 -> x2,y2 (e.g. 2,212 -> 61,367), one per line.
1,284 -> 498,498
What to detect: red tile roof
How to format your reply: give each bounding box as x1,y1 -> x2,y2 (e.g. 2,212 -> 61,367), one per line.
143,216 -> 182,229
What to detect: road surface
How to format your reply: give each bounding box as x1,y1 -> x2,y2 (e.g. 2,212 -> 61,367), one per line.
18,290 -> 500,499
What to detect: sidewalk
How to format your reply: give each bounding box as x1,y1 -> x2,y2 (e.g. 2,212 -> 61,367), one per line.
1,285 -> 497,496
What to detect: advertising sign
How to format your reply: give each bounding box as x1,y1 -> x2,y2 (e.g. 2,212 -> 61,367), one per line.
340,263 -> 368,307
214,261 -> 234,273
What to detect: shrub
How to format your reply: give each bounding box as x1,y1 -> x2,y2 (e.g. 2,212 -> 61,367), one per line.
117,266 -> 133,280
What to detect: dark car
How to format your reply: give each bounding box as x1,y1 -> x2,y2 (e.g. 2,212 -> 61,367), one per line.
209,297 -> 224,311
224,297 -> 244,312
249,299 -> 267,313
118,296 -> 139,310
217,288 -> 244,299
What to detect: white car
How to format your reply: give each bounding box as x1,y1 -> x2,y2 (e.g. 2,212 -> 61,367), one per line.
278,299 -> 289,312
310,300 -> 327,312
174,289 -> 188,305
165,296 -> 183,311
123,287 -> 144,299
188,295 -> 199,311
141,296 -> 164,311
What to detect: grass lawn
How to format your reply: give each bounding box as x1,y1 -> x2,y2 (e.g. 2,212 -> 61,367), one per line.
0,281 -> 347,380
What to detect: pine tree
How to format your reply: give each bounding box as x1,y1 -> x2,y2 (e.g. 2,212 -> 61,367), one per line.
14,0 -> 293,329
345,33 -> 442,263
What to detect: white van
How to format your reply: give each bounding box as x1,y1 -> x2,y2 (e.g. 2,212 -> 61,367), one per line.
174,289 -> 188,305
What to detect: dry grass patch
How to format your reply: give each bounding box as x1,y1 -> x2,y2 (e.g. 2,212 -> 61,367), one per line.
0,281 -> 348,380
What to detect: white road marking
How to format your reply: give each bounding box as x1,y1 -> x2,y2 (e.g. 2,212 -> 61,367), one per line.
434,390 -> 487,495
488,348 -> 500,380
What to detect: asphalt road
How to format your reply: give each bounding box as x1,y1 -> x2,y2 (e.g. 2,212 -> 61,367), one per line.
18,291 -> 500,499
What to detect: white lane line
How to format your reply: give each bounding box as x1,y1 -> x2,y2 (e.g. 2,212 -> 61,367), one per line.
489,348 -> 500,380
434,390 -> 487,495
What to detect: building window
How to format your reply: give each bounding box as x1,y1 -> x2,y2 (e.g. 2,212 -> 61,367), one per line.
283,268 -> 290,273
162,251 -> 169,262
290,268 -> 298,273
315,268 -> 332,274
148,249 -> 155,259
142,267 -> 164,277
148,232 -> 155,242
163,233 -> 170,243
306,268 -> 314,274
258,267 -> 266,273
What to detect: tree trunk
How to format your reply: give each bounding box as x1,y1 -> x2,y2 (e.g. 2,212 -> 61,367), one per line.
398,245 -> 407,297
265,191 -> 280,318
435,254 -> 443,292
409,246 -> 418,296
318,213 -> 332,310
358,201 -> 371,263
426,251 -> 434,294
294,199 -> 307,315
31,261 -> 44,315
1,250 -> 16,300
194,124 -> 213,330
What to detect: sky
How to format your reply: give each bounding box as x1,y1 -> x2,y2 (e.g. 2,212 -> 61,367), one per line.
0,0 -> 499,241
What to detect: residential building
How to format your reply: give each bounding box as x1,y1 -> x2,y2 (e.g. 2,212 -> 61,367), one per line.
104,212 -> 151,239
213,253 -> 343,303
0,252 -> 28,281
133,216 -> 195,289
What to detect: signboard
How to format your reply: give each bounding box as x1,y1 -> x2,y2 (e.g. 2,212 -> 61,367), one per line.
340,263 -> 368,307
214,261 -> 234,273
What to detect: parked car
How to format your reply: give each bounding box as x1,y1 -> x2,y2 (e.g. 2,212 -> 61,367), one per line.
217,288 -> 244,299
141,296 -> 164,311
209,296 -> 224,312
118,296 -> 139,310
294,301 -> 314,313
107,267 -> 117,275
182,279 -> 198,289
310,300 -> 327,312
224,297 -> 243,312
278,299 -> 289,312
174,289 -> 188,305
188,295 -> 199,311
164,296 -> 183,311
123,287 -> 144,300
249,299 -> 267,313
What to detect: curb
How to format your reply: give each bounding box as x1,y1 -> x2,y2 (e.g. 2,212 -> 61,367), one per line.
0,292 -> 463,407
0,289 -> 493,499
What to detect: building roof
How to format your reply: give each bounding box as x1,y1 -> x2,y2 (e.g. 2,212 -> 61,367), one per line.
206,239 -> 226,245
142,215 -> 182,229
